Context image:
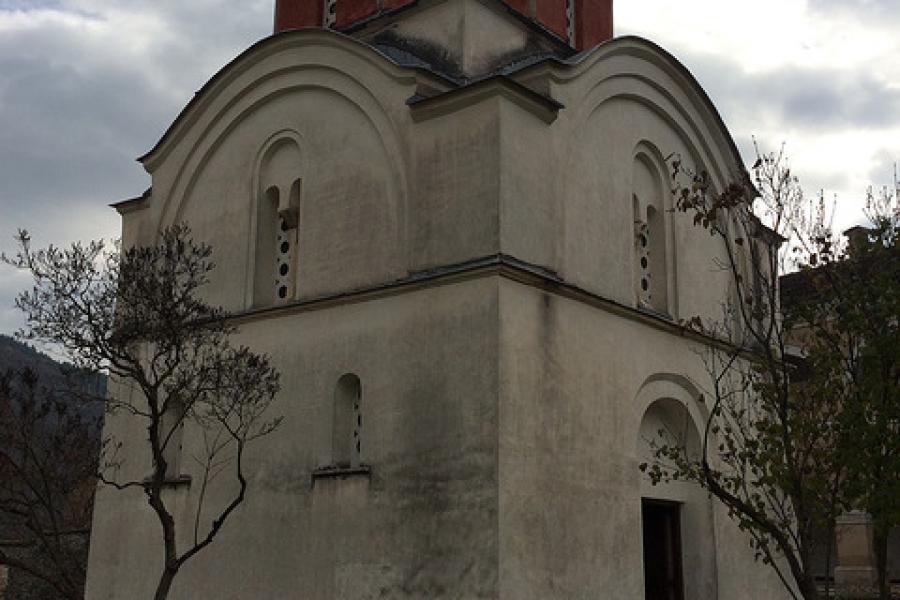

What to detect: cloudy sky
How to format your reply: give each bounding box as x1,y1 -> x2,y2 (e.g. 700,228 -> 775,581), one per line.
1,0 -> 898,335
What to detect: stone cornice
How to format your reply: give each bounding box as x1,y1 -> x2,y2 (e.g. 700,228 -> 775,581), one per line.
110,188 -> 152,215
229,253 -> 745,355
508,35 -> 757,197
138,28 -> 453,171
408,75 -> 563,123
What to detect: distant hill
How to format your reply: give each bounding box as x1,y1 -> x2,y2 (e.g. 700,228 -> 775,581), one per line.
0,333 -> 62,379
0,334 -> 101,599
0,333 -> 107,409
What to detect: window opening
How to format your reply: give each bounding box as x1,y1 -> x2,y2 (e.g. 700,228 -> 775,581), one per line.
275,216 -> 292,300
333,374 -> 362,469
636,211 -> 652,307
324,0 -> 336,27
254,177 -> 300,306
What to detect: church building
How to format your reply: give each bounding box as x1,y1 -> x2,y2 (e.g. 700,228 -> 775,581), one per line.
86,1 -> 790,597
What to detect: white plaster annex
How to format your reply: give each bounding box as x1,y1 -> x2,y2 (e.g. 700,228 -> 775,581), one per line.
85,0 -> 791,598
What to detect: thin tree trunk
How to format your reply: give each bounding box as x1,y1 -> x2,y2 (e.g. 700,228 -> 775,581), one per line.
154,565 -> 178,600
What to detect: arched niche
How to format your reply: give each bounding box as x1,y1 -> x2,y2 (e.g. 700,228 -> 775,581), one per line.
151,48 -> 409,308
632,147 -> 672,316
634,375 -> 718,600
250,132 -> 305,307
567,39 -> 742,197
560,49 -> 738,310
149,39 -> 412,298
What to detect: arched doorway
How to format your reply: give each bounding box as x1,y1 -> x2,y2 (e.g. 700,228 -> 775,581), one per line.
636,384 -> 718,600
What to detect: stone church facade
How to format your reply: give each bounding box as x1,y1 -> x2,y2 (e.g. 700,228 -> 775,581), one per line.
85,1 -> 790,598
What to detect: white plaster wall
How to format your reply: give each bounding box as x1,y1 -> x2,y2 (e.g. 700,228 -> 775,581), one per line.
136,33 -> 420,310
497,279 -> 788,599
87,278 -> 500,599
177,86 -> 403,305
408,96 -> 502,270
503,42 -> 742,324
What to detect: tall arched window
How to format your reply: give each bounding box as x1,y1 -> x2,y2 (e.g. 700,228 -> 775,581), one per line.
273,178 -> 301,302
254,186 -> 279,304
333,374 -> 362,468
632,152 -> 669,314
252,135 -> 303,307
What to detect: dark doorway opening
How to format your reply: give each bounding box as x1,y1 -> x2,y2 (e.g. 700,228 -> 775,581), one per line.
642,499 -> 685,600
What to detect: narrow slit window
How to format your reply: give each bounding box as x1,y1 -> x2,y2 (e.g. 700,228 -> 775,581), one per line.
275,216 -> 292,301
333,374 -> 362,469
254,186 -> 280,306
636,216 -> 652,306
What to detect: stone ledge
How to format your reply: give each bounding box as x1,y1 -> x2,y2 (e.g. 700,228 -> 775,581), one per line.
311,465 -> 372,485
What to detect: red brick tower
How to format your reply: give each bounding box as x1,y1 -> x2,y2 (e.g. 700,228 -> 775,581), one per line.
274,0 -> 613,51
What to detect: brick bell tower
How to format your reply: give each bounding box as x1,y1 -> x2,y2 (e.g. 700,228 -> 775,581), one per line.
274,0 -> 614,53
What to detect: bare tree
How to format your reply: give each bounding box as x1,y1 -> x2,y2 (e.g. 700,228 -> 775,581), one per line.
641,145 -> 899,600
0,366 -> 99,599
4,224 -> 283,600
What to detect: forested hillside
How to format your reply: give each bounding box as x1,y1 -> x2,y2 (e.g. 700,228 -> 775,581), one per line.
0,334 -> 103,598
0,333 -> 106,400
0,333 -> 58,376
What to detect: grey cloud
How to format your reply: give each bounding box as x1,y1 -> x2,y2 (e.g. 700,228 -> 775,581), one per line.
682,51 -> 900,132
0,1 -> 63,8
675,49 -> 897,228
0,1 -> 274,334
0,267 -> 28,336
809,0 -> 900,23
733,133 -> 855,192
0,0 -> 274,212
867,150 -> 898,185
0,55 -> 159,203
775,72 -> 900,130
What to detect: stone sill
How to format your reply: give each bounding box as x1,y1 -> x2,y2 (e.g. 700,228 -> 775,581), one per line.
311,465 -> 371,485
